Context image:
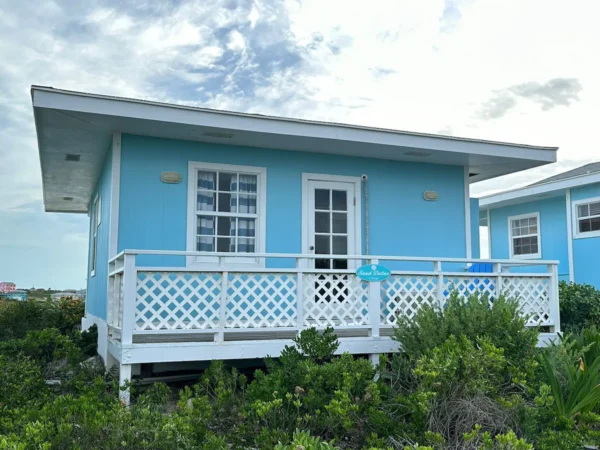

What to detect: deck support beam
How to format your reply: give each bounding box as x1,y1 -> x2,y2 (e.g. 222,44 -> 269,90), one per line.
119,363 -> 132,406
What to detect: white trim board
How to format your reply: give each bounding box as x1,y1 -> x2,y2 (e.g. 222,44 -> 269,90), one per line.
186,161 -> 267,269
565,189 -> 574,282
109,132 -> 121,257
480,171 -> 600,210
301,173 -> 363,261
464,167 -> 472,259
572,195 -> 600,240
508,212 -> 542,259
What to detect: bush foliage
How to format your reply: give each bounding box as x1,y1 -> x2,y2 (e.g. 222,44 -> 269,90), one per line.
3,289 -> 600,448
559,281 -> 600,333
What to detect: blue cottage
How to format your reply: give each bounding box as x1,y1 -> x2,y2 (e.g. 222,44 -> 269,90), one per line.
480,162 -> 600,289
31,86 -> 561,401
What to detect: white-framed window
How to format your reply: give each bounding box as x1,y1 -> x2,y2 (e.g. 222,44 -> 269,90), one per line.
573,196 -> 600,239
186,162 -> 266,267
90,193 -> 101,276
508,212 -> 541,259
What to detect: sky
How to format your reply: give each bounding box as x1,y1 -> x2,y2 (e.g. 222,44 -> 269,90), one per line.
0,0 -> 598,288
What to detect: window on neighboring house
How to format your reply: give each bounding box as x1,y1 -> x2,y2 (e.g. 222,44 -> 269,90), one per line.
188,162 -> 266,266
574,198 -> 600,238
509,213 -> 541,258
91,193 -> 101,276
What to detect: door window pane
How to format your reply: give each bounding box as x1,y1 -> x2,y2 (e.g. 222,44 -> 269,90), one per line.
332,213 -> 347,233
315,189 -> 329,210
333,259 -> 348,269
315,212 -> 330,233
332,190 -> 347,211
315,258 -> 331,269
315,235 -> 330,255
332,236 -> 347,254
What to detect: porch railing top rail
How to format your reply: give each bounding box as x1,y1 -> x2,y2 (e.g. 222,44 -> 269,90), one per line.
109,250 -> 559,266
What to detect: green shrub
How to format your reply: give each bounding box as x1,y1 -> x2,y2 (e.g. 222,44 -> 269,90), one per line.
0,328 -> 81,366
274,429 -> 338,449
394,291 -> 539,385
559,281 -> 600,332
0,298 -> 85,342
245,328 -> 385,447
0,355 -> 49,408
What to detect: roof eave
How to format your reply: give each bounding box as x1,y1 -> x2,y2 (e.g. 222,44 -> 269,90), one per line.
480,171 -> 600,209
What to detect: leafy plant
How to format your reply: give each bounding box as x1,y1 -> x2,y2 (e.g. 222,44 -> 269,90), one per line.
274,429 -> 338,449
539,350 -> 600,419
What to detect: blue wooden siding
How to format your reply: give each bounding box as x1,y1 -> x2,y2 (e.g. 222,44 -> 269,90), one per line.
85,145 -> 112,320
470,198 -> 480,258
571,183 -> 600,287
489,196 -> 569,280
118,134 -> 469,269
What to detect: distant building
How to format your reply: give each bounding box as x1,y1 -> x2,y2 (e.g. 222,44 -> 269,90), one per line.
0,289 -> 27,301
0,282 -> 16,293
51,291 -> 83,302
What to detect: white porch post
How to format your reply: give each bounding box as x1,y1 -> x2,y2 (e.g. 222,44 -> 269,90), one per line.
119,253 -> 137,406
368,258 -> 381,338
121,253 -> 137,346
493,263 -> 503,299
434,260 -> 444,308
548,263 -> 561,334
216,271 -> 228,342
296,258 -> 305,333
119,363 -> 132,405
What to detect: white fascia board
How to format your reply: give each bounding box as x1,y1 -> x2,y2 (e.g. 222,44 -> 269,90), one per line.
479,172 -> 600,210
31,87 -> 557,162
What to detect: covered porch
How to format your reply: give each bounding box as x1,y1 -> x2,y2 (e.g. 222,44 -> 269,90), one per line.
106,250 -> 560,371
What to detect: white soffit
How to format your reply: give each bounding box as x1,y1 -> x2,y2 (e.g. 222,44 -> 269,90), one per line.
31,86 -> 558,213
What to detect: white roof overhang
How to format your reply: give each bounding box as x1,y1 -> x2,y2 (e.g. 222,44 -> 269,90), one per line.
32,86 -> 558,213
479,171 -> 600,219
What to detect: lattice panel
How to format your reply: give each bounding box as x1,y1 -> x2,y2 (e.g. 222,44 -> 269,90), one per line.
380,275 -> 438,324
501,277 -> 551,325
444,276 -> 496,305
303,274 -> 369,327
135,272 -> 221,331
226,274 -> 297,328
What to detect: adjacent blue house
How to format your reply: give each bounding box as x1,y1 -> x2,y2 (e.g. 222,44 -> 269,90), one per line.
480,162 -> 600,288
31,86 -> 561,401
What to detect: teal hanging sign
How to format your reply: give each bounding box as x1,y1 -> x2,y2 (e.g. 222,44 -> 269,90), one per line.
356,264 -> 391,282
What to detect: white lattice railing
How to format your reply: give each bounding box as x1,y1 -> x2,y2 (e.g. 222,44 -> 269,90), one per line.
107,251 -> 560,344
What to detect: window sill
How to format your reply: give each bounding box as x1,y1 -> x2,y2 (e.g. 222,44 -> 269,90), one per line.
509,253 -> 542,260
573,231 -> 600,240
185,255 -> 266,270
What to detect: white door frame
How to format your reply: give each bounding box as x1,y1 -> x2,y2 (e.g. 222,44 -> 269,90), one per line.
301,173 -> 362,262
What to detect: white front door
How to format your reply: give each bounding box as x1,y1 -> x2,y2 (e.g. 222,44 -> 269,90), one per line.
305,179 -> 358,269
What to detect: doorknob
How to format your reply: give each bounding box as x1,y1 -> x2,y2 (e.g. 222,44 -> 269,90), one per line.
309,245 -> 315,251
